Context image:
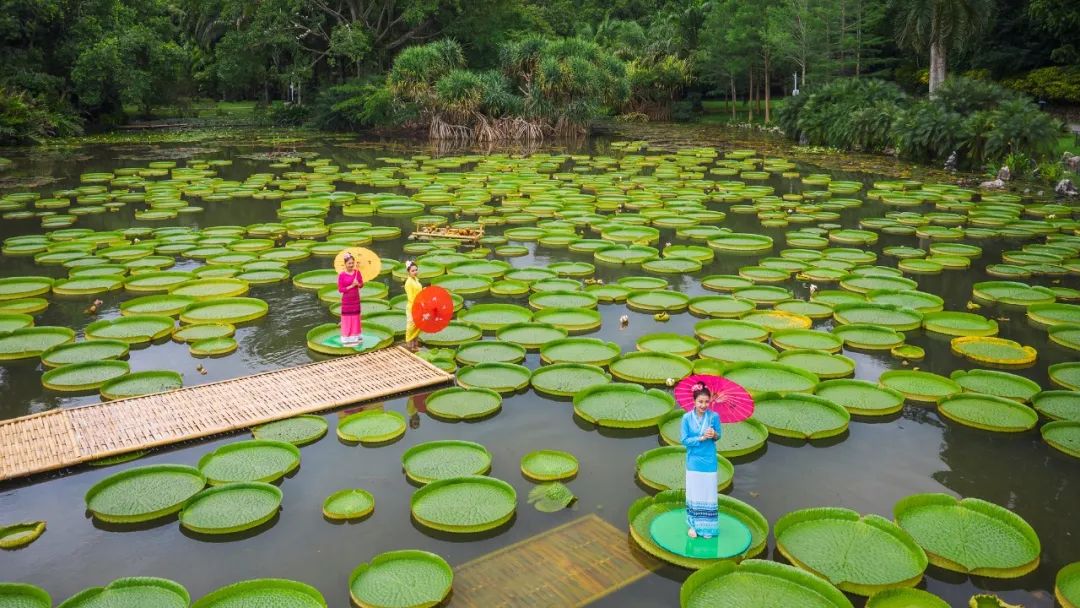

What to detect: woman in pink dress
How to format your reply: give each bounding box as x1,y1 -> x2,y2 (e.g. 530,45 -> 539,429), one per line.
338,253 -> 363,344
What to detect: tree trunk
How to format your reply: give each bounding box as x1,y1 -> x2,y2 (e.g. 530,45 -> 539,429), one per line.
730,76 -> 737,119
747,71 -> 754,122
765,60 -> 771,123
929,40 -> 946,95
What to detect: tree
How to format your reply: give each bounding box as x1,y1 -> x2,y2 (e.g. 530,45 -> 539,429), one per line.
895,0 -> 994,94
1028,0 -> 1080,64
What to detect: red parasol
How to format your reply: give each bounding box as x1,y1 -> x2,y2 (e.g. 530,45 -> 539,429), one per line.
674,374 -> 754,423
411,286 -> 454,333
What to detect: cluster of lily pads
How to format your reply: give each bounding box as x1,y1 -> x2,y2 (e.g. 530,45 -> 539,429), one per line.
3,144 -> 1080,607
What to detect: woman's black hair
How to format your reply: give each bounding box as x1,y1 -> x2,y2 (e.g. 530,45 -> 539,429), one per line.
691,382 -> 712,401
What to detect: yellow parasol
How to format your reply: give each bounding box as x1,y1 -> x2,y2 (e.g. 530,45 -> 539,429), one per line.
334,247 -> 381,281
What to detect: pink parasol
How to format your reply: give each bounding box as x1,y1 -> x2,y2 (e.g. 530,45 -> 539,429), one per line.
674,374 -> 754,423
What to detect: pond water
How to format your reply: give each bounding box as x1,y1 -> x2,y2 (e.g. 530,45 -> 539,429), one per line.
0,129 -> 1077,607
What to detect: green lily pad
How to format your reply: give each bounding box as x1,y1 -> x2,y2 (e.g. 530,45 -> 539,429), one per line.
495,322 -> 567,349
85,315 -> 174,344
0,520 -> 46,549
637,332 -> 700,357
349,550 -> 453,608
424,386 -> 502,421
840,275 -> 918,294
119,294 -> 196,317
1032,390 -> 1080,421
528,290 -> 598,310
1028,303 -> 1080,328
688,295 -> 756,318
937,393 -> 1039,432
893,493 -> 1041,578
322,488 -> 374,520
459,303 -> 533,331
84,464 -> 207,523
865,588 -> 948,608
530,362 -> 611,397
402,440 -> 492,484
527,482 -> 577,512
180,482 -> 282,535
0,276 -> 54,300
420,320 -> 483,346
57,577 -> 189,608
972,281 -> 1056,307
879,370 -> 961,403
1042,421 -> 1080,458
190,336 -> 237,356
0,297 -> 49,315
833,303 -> 923,331
410,475 -> 516,533
0,583 -> 51,608
776,350 -> 855,379
721,361 -> 819,395
814,380 -> 905,416
771,329 -> 843,353
539,337 -> 620,366
708,233 -> 773,254
631,490 -> 770,570
752,392 -> 850,439
950,369 -> 1040,402
1055,562 -> 1080,608
950,336 -> 1037,367
197,439 -> 301,485
123,271 -> 197,292
1050,362 -> 1080,390
190,579 -> 325,608
831,324 -> 905,350
531,307 -> 602,332
169,278 -> 249,300
454,340 -> 526,365
100,370 -> 183,400
610,351 -> 693,384
252,415 -> 328,446
179,297 -> 268,324
337,410 -> 407,443
42,360 -> 130,392
627,290 -> 690,312
699,339 -> 778,363
617,276 -> 669,291
636,445 -> 734,491
520,450 -> 579,481
40,339 -> 129,367
922,311 -> 998,337
1049,324 -> 1080,351
457,362 -> 532,393
866,289 -> 944,313
695,319 -> 770,342
775,507 -> 927,596
574,383 -> 675,428
680,559 -> 852,606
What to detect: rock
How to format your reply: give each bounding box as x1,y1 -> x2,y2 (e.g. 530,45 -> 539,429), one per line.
883,146 -> 897,157
1064,152 -> 1080,173
1056,179 -> 1078,196
944,150 -> 958,172
980,178 -> 1006,190
996,165 -> 1011,181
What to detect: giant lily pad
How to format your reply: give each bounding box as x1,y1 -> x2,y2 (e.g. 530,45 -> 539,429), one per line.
893,493 -> 1040,578
530,363 -> 611,397
420,320 -> 483,346
680,559 -> 853,607
950,337 -> 1036,367
937,393 -> 1039,432
52,275 -> 124,296
637,333 -> 700,357
528,290 -> 598,310
85,315 -> 174,344
57,577 -> 189,608
123,271 -> 196,292
100,370 -> 182,399
0,276 -> 54,300
695,319 -> 770,342
631,490 -> 770,570
520,450 -> 579,481
179,297 -> 268,324
42,360 -> 130,392
180,482 -> 282,535
833,303 -> 923,331
721,361 -> 819,395
252,415 -> 327,446
424,387 -> 502,421
574,383 -> 675,428
950,369 -> 1040,402
0,583 -> 50,607
866,289 -> 944,314
40,339 -> 129,367
457,362 -> 531,393
774,507 -> 927,596
459,303 -> 533,331
454,340 -> 526,365
688,295 -> 756,318
402,440 -> 492,484
699,339 -> 778,363
636,446 -> 734,491
776,350 -> 855,379
865,589 -> 949,608
1027,303 -> 1080,328
922,312 -> 998,337
410,475 -> 516,533
814,380 -> 905,416
338,410 -> 407,443
539,337 -> 620,366
198,439 -> 301,485
1055,562 -> 1080,608
169,278 -> 249,300
0,520 -> 46,549
1050,362 -> 1080,390
752,393 -> 850,439
85,464 -> 207,523
1042,421 -> 1080,458
609,351 -> 693,384
323,488 -> 374,520
770,330 -> 843,353
120,294 -> 196,317
1032,390 -> 1080,421
348,550 -> 453,608
972,281 -> 1056,307
831,324 -> 905,350
626,290 -> 691,312
879,370 -> 961,403
495,322 -> 567,349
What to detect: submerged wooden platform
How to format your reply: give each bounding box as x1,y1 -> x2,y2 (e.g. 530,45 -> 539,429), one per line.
450,514 -> 657,608
0,346 -> 452,481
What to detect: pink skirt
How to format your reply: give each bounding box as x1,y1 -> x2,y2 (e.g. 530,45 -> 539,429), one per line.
340,313 -> 361,338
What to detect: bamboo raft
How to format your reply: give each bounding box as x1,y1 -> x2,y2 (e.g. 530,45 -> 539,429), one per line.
450,514 -> 657,607
0,346 -> 452,482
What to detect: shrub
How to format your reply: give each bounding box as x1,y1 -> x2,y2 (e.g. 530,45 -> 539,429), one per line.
786,79 -> 907,152
893,101 -> 970,164
1004,66 -> 1080,105
308,79 -> 407,131
0,87 -> 82,144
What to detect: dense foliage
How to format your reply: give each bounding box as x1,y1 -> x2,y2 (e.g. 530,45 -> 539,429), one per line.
0,0 -> 1075,147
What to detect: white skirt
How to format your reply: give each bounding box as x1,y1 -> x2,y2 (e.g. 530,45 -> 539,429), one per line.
685,470 -> 719,536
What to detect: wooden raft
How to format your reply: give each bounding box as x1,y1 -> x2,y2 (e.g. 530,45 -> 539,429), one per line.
0,346 -> 452,481
450,514 -> 657,608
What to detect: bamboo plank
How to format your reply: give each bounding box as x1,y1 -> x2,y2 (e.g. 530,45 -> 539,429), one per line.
0,346 -> 451,481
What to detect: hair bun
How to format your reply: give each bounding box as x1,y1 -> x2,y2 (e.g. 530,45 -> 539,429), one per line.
692,382 -> 706,391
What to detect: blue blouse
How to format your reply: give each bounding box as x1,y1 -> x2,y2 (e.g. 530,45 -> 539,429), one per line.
680,410 -> 721,473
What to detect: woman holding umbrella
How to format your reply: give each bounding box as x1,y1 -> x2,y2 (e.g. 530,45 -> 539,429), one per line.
681,382 -> 722,539
403,260 -> 423,352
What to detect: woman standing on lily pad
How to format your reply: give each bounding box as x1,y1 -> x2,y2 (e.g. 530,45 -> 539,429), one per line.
403,260 -> 422,352
338,252 -> 363,345
681,382 -> 721,538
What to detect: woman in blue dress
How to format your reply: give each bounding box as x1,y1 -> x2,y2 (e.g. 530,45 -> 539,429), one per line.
681,382 -> 721,538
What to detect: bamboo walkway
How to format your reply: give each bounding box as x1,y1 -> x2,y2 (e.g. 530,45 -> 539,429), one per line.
450,514 -> 657,608
0,346 -> 452,481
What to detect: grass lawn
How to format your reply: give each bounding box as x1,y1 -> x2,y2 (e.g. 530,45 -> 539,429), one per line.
1054,133 -> 1078,158
122,100 -> 258,121
697,98 -> 788,125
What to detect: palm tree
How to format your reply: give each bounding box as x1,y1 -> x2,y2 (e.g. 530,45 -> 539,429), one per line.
895,0 -> 993,94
